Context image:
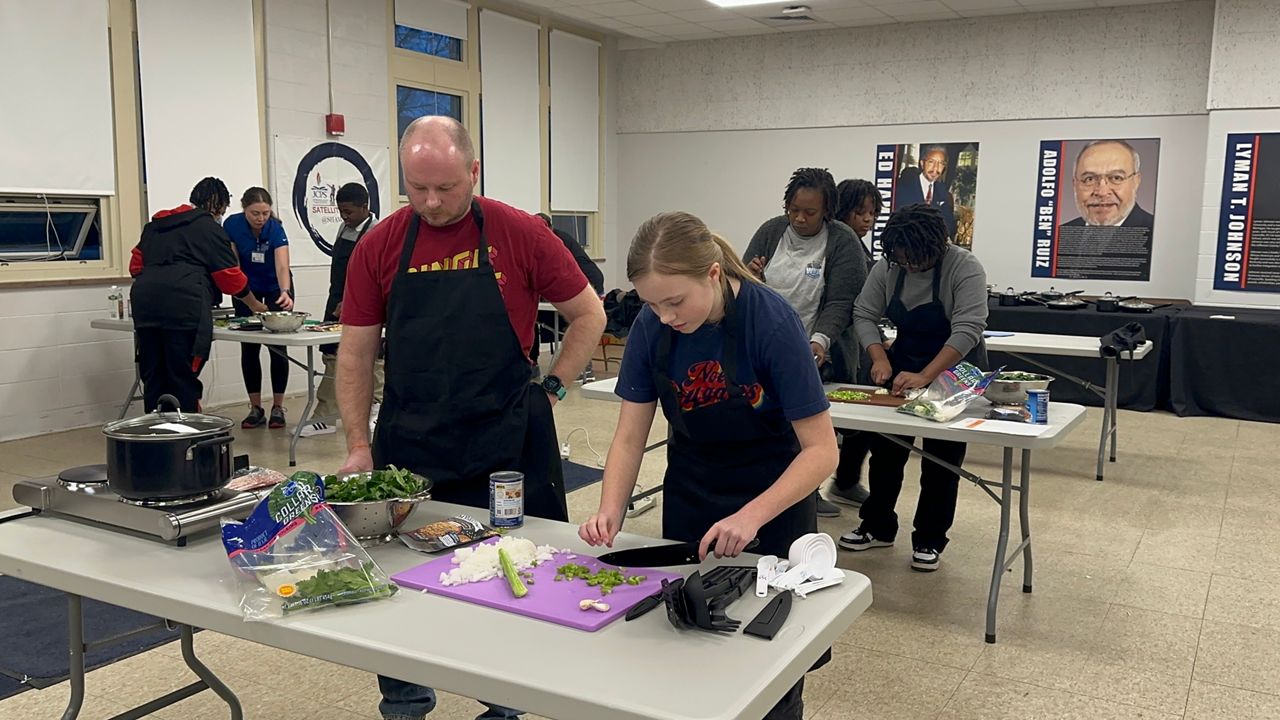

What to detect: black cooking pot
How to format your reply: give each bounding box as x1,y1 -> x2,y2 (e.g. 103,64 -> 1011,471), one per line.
1096,292 -> 1120,312
103,395 -> 235,502
999,287 -> 1022,307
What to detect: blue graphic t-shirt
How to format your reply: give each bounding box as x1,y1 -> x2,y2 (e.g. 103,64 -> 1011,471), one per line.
615,279 -> 829,424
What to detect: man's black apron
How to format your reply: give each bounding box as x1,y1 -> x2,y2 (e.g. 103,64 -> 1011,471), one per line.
652,285 -> 815,558
885,252 -> 987,376
372,201 -> 566,520
321,215 -> 374,355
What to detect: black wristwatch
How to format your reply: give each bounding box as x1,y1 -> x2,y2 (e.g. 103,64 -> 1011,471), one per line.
541,374 -> 567,401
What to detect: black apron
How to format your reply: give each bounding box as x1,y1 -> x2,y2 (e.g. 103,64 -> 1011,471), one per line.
884,252 -> 987,376
653,284 -> 816,558
371,202 -> 567,521
321,216 -> 374,355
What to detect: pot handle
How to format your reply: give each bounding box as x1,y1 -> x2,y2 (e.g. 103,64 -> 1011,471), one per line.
186,435 -> 233,461
155,394 -> 185,421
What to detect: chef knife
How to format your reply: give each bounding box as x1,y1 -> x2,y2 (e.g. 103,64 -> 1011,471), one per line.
597,538 -> 760,567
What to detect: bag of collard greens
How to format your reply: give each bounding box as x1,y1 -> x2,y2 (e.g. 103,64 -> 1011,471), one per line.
221,471 -> 397,620
897,362 -> 999,423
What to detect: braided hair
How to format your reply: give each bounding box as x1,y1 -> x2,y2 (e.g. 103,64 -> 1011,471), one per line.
834,179 -> 883,224
783,167 -> 837,220
880,203 -> 949,269
188,177 -> 230,215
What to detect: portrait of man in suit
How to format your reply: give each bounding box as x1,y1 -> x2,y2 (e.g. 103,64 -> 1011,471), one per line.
1062,140 -> 1154,229
895,146 -> 957,238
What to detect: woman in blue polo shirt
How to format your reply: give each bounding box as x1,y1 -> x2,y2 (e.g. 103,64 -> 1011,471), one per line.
223,186 -> 295,429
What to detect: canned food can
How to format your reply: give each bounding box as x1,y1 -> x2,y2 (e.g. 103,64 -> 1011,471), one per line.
489,471 -> 525,528
1026,389 -> 1050,425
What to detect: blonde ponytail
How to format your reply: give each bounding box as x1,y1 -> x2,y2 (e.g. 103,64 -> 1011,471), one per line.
627,212 -> 759,286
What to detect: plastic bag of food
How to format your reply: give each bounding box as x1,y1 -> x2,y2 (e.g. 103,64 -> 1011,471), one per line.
897,362 -> 999,423
226,465 -> 288,492
221,472 -> 397,621
399,516 -> 499,553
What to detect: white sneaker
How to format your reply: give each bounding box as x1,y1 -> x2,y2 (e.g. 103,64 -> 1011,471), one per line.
838,527 -> 894,551
299,422 -> 336,438
911,547 -> 941,572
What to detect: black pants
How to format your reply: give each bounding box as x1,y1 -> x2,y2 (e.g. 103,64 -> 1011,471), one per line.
858,433 -> 967,551
136,328 -> 202,412
833,430 -> 872,491
764,677 -> 805,720
234,294 -> 291,397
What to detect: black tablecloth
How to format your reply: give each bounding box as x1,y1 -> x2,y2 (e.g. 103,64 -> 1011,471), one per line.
984,299 -> 1177,411
1169,306 -> 1280,422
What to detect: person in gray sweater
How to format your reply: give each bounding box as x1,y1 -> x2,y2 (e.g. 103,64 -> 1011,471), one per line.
838,204 -> 988,572
744,168 -> 869,519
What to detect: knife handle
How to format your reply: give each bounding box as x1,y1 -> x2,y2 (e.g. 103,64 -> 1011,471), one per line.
625,592 -> 664,621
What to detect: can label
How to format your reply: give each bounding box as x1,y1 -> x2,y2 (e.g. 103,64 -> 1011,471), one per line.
489,471 -> 524,528
1026,389 -> 1050,425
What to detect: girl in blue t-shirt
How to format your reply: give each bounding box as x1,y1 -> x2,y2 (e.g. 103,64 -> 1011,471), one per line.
579,211 -> 838,719
223,186 -> 295,429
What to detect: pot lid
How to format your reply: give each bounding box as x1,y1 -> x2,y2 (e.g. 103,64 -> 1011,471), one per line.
103,408 -> 234,438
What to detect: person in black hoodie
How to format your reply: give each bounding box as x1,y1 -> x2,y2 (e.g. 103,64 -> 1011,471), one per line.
129,178 -> 268,411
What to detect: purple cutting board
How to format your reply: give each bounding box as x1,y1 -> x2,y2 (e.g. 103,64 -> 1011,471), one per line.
391,541 -> 684,632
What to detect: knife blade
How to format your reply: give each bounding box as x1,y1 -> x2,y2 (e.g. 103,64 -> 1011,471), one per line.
597,538 -> 759,567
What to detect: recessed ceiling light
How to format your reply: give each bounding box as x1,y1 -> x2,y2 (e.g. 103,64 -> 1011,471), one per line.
706,0 -> 785,7
780,5 -> 809,13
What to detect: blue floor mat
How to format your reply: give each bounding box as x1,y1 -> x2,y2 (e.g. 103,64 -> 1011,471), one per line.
563,459 -> 603,493
0,576 -> 181,690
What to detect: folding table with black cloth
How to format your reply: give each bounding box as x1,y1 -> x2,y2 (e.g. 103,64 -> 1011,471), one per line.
984,298 -> 1178,411
1169,306 -> 1280,423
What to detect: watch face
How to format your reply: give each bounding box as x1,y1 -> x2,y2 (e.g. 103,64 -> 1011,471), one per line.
543,375 -> 562,392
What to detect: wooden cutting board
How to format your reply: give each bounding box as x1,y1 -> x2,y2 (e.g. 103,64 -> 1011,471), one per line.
826,386 -> 910,408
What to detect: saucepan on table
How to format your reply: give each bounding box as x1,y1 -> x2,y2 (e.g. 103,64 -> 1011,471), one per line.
1041,290 -> 1088,311
1117,297 -> 1171,314
102,395 -> 235,502
1095,292 -> 1121,313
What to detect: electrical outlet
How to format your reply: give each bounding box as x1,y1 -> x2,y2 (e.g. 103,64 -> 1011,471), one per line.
625,495 -> 656,518
560,442 -> 571,460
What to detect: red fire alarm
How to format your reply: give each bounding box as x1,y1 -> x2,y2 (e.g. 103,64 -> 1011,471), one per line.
325,113 -> 345,136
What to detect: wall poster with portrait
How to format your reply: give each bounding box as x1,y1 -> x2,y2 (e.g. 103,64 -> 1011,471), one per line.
1031,138 -> 1160,281
871,142 -> 980,254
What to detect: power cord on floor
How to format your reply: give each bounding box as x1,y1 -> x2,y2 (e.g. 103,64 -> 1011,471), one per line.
562,426 -> 606,468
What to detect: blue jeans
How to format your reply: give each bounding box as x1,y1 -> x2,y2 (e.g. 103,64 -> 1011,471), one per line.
378,675 -> 522,720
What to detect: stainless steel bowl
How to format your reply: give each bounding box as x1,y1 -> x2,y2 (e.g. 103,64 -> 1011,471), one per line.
985,373 -> 1055,406
326,473 -> 433,544
258,311 -> 310,333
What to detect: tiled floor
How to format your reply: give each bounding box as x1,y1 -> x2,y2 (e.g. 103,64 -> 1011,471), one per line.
1,383 -> 1278,720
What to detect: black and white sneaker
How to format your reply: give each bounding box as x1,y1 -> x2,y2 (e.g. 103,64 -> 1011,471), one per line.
838,527 -> 893,551
911,546 -> 941,572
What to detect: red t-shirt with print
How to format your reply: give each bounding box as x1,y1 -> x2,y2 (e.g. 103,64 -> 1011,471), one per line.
342,196 -> 588,358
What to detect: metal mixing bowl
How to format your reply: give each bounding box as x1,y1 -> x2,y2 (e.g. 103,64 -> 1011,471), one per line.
985,373 -> 1055,406
258,311 -> 310,333
326,473 -> 433,544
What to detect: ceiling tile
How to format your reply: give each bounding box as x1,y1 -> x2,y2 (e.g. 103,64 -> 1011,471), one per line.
589,16 -> 641,28
829,15 -> 896,25
625,11 -> 685,25
941,0 -> 1021,8
812,5 -> 891,20
617,36 -> 666,49
556,5 -> 606,17
772,20 -> 839,30
954,6 -> 1026,15
878,0 -> 950,15
667,29 -> 728,38
1016,0 -> 1095,5
645,20 -> 707,33
591,0 -> 660,15
699,17 -> 772,30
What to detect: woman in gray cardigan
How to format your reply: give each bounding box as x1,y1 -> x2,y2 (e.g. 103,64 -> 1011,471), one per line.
744,168 -> 868,518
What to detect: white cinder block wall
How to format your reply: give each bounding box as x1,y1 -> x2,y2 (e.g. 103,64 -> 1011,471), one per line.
612,1 -> 1228,301
197,0 -> 394,412
0,0 -> 392,442
1195,0 -> 1280,308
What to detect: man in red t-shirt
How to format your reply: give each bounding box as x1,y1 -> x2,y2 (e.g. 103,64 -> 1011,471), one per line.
336,115 -> 605,720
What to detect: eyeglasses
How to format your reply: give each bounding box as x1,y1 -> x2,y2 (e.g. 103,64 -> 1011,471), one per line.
1075,172 -> 1136,188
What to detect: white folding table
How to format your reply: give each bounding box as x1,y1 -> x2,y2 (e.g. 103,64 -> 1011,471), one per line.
0,502 -> 872,720
978,331 -> 1151,481
90,317 -> 340,467
581,377 -> 1087,643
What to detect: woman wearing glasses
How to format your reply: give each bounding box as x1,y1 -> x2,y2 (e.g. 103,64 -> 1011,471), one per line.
837,203 -> 988,573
